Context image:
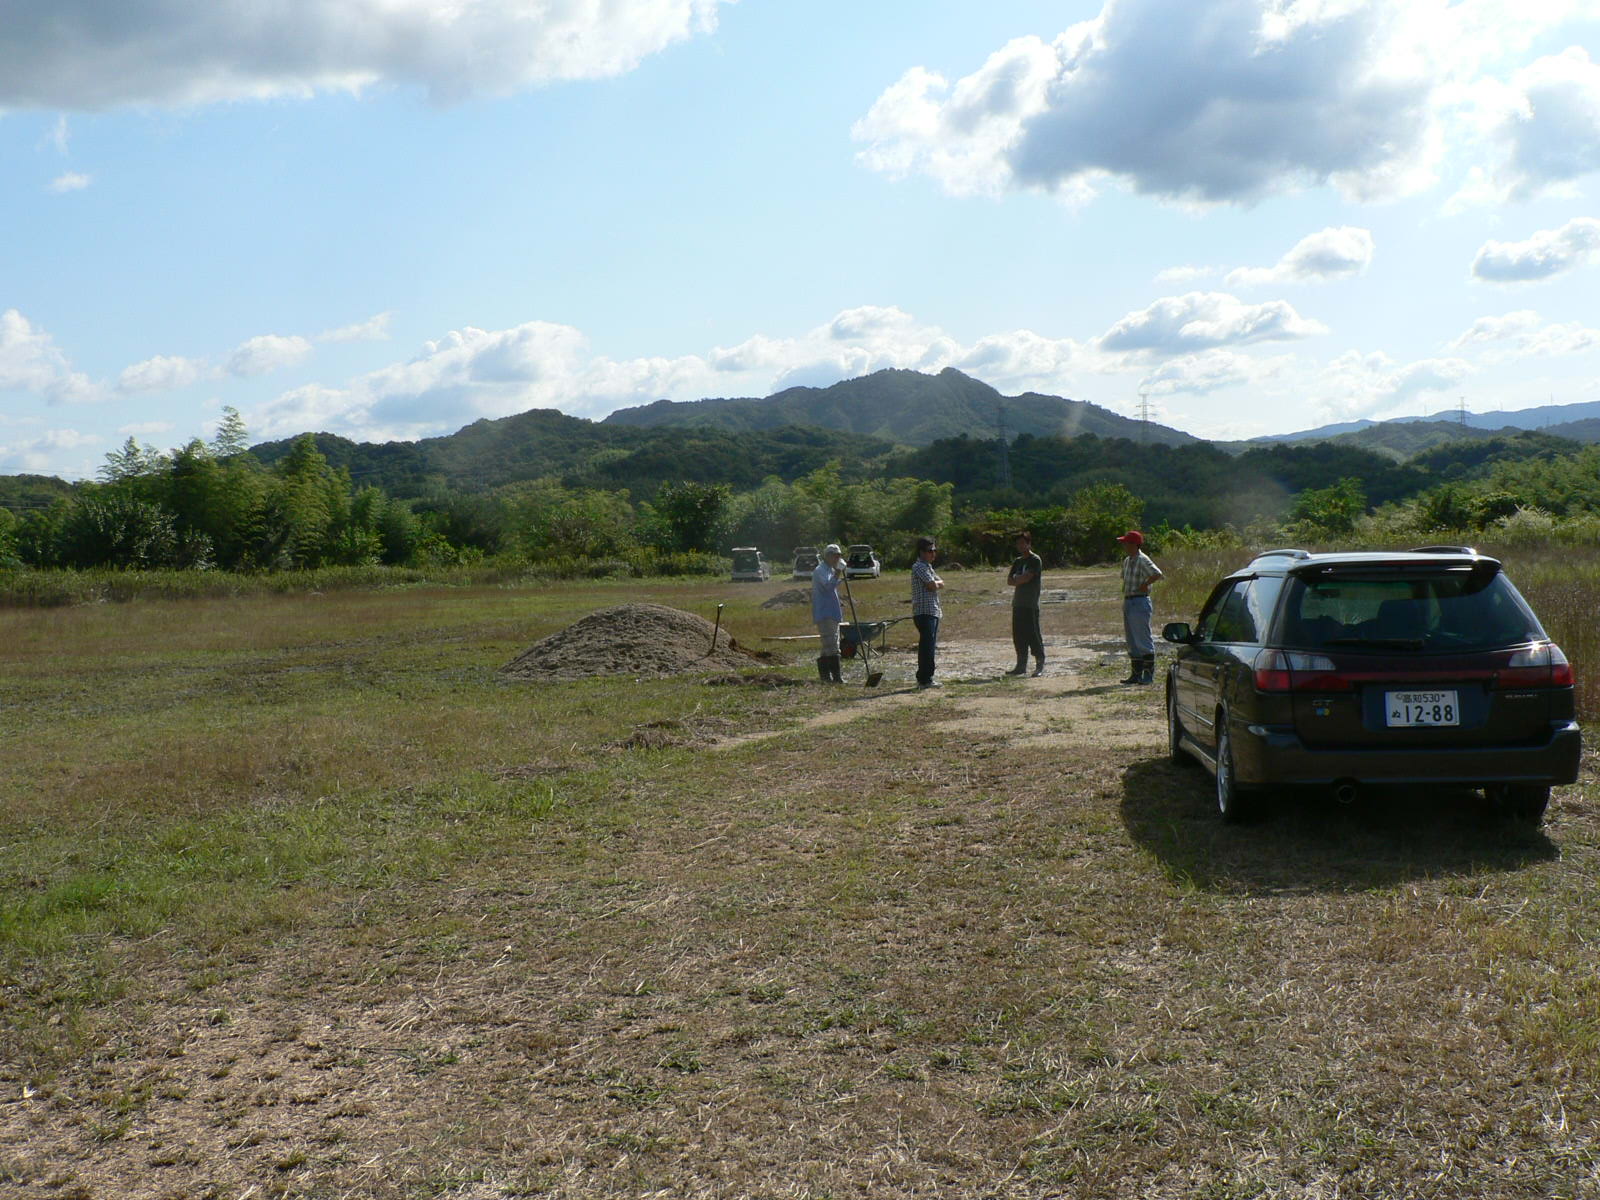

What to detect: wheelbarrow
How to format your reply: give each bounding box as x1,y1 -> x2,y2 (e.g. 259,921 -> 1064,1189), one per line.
840,615 -> 910,658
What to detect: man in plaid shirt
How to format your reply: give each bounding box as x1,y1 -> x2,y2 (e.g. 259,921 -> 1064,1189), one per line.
911,535 -> 945,688
1117,530 -> 1163,684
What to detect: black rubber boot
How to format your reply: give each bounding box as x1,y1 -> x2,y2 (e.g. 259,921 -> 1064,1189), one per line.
1137,655 -> 1156,684
1031,659 -> 1046,677
1005,662 -> 1028,676
825,655 -> 843,683
817,657 -> 830,683
1121,658 -> 1141,684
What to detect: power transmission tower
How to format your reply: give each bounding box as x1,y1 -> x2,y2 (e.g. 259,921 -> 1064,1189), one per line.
995,403 -> 1012,490
1136,390 -> 1153,443
1457,396 -> 1469,428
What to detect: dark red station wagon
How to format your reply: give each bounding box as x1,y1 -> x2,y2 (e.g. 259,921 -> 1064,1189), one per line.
1163,547 -> 1581,824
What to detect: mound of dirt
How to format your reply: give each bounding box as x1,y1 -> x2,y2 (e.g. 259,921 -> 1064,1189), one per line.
760,588 -> 809,609
501,603 -> 762,681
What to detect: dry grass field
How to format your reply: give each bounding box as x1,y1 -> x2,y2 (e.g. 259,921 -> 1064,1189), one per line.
2,556 -> 1598,1198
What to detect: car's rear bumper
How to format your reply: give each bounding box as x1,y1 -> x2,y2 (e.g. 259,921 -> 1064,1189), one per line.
1234,719 -> 1582,787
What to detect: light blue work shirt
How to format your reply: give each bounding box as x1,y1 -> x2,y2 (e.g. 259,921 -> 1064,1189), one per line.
812,560 -> 844,622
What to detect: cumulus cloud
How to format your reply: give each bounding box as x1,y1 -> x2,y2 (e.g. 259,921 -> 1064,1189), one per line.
1471,216 -> 1600,282
117,355 -> 206,393
0,308 -> 97,403
1488,47 -> 1600,200
1096,292 -> 1326,358
853,0 -> 1485,205
1226,227 -> 1376,287
1153,265 -> 1217,285
1312,350 -> 1476,420
0,0 -> 730,111
1453,309 -> 1600,360
0,428 -> 100,473
316,312 -> 392,343
118,420 -> 175,437
1137,350 -> 1284,397
48,171 -> 91,193
226,334 -> 313,377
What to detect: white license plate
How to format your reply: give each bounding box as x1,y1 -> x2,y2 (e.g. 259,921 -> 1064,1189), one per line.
1386,690 -> 1460,727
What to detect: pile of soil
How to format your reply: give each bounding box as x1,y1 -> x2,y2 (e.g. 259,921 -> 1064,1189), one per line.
760,588 -> 809,609
501,603 -> 761,681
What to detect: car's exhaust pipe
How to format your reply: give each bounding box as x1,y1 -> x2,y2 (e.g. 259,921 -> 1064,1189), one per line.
1333,780 -> 1359,805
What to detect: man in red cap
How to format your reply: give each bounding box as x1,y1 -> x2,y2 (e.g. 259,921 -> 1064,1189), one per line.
1117,530 -> 1162,684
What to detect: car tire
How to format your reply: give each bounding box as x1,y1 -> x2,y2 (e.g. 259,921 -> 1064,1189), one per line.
1167,686 -> 1191,766
1215,716 -> 1252,823
1492,784 -> 1551,826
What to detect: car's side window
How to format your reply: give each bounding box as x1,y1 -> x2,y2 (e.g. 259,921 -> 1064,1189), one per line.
1211,582 -> 1256,643
1246,576 -> 1283,642
1194,582 -> 1236,642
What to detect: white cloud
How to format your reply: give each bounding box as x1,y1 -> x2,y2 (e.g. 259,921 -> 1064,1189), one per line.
1153,265 -> 1217,285
1311,350 -> 1476,420
1096,292 -> 1326,358
48,170 -> 90,193
1453,309 -> 1544,346
1488,47 -> 1600,200
852,0 -> 1507,206
316,312 -> 392,343
1471,217 -> 1600,282
1453,309 -> 1600,360
0,427 -> 100,473
0,0 -> 731,111
1138,350 -> 1281,397
226,334 -> 313,377
117,354 -> 206,393
0,308 -> 97,403
117,420 -> 175,437
1226,227 -> 1376,287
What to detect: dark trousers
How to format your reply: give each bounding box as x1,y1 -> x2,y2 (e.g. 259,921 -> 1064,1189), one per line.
913,613 -> 939,685
1011,605 -> 1043,665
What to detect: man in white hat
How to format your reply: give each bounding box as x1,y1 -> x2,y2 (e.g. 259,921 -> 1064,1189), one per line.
812,543 -> 846,683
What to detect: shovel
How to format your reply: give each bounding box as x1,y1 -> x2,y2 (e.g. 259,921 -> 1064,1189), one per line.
841,570 -> 883,688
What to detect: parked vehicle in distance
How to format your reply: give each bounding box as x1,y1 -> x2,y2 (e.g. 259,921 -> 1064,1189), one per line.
792,546 -> 820,580
1163,547 -> 1580,825
845,545 -> 881,580
730,547 -> 771,582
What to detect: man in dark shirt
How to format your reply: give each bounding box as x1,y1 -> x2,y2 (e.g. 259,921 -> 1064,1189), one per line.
1006,530 -> 1045,677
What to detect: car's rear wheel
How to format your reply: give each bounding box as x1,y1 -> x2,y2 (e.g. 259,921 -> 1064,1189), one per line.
1491,784 -> 1551,826
1167,687 -> 1191,766
1215,717 -> 1252,823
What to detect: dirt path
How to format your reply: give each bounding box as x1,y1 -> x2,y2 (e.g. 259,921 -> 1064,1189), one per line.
715,634 -> 1153,754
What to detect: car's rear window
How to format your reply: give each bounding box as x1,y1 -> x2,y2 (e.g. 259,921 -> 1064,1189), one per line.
1278,571 -> 1545,652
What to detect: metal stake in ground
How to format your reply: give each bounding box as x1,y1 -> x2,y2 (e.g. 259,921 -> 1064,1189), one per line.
841,572 -> 883,687
708,603 -> 724,655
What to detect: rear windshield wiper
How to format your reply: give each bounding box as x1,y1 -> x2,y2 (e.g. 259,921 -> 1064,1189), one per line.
1323,636 -> 1427,649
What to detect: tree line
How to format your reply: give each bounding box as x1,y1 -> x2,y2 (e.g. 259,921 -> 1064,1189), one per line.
1,413 -> 1595,574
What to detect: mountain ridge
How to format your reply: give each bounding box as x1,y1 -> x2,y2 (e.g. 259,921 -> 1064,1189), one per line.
602,367 -> 1198,448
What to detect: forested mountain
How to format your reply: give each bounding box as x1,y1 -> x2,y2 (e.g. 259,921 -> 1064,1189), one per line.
602,367 -> 1197,448
249,411 -> 895,498
1253,399 -> 1600,447
0,473 -> 77,514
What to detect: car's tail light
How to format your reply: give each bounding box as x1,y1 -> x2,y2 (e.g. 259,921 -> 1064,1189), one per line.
1496,643 -> 1573,689
1253,649 -> 1351,692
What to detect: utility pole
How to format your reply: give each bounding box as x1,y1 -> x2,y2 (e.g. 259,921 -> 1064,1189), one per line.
995,403 -> 1012,490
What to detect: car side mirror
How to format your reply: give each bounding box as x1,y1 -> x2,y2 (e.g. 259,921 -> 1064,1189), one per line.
1162,622 -> 1195,644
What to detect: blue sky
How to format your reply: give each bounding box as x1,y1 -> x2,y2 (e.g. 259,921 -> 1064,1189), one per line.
3,0 -> 1599,477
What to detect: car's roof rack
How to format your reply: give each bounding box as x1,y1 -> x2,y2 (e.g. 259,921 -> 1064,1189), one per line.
1409,544 -> 1479,555
1252,548 -> 1312,561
